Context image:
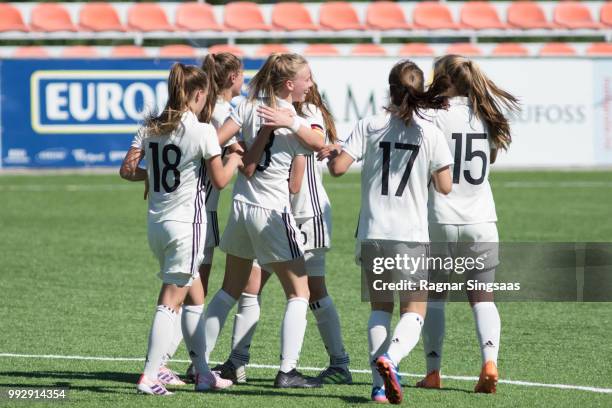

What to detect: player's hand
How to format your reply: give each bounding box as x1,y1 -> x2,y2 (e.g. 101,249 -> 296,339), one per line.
316,144 -> 342,161
257,106 -> 295,128
227,151 -> 244,169
143,177 -> 149,200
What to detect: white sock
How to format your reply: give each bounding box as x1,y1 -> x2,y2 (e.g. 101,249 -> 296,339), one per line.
161,307 -> 183,367
181,304 -> 210,375
422,301 -> 446,373
230,293 -> 261,368
472,302 -> 501,365
310,296 -> 350,369
368,310 -> 392,387
144,305 -> 177,379
203,289 -> 237,361
279,297 -> 308,373
387,312 -> 424,367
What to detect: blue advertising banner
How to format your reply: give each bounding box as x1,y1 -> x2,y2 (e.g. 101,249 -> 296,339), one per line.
0,58 -> 263,168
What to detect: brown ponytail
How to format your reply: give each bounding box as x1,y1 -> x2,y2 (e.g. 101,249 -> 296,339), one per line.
248,53 -> 308,108
200,52 -> 242,123
294,82 -> 337,143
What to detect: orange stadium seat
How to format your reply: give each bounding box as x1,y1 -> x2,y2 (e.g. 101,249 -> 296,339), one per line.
351,44 -> 387,56
79,3 -> 125,32
586,42 -> 612,56
111,45 -> 147,57
224,2 -> 271,31
272,3 -> 318,31
30,3 -> 76,32
491,43 -> 529,56
398,43 -> 435,56
13,46 -> 50,58
366,2 -> 411,30
128,4 -> 174,32
461,2 -> 508,30
507,1 -> 556,30
554,2 -> 603,29
413,2 -> 460,30
0,4 -> 28,32
320,2 -> 365,31
255,44 -> 291,56
176,3 -> 223,31
208,44 -> 245,57
159,44 -> 197,58
600,3 -> 612,27
61,46 -> 99,57
446,43 -> 482,56
539,42 -> 576,56
303,44 -> 340,56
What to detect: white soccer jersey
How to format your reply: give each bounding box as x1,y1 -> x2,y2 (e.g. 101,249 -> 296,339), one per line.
344,112 -> 453,243
290,104 -> 331,218
131,110 -> 222,223
229,97 -> 312,212
428,97 -> 497,224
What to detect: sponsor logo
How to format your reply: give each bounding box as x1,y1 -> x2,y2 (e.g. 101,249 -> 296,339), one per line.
4,148 -> 31,164
35,148 -> 68,163
72,149 -> 106,164
109,151 -> 127,162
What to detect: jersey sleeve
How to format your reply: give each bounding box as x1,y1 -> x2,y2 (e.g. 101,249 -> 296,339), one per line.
229,98 -> 247,128
200,124 -> 222,160
130,127 -> 146,149
291,117 -> 314,156
429,127 -> 453,173
303,104 -> 326,136
342,120 -> 365,162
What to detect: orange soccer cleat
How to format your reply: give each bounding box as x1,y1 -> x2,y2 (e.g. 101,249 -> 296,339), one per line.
415,370 -> 441,389
474,361 -> 498,394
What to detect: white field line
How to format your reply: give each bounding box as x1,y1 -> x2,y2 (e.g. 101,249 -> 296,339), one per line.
1,353 -> 610,394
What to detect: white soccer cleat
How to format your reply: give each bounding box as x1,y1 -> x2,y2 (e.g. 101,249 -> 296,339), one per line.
158,366 -> 186,386
195,371 -> 234,391
136,374 -> 173,396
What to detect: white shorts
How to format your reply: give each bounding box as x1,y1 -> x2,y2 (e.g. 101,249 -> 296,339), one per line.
147,220 -> 204,287
429,222 -> 499,271
219,200 -> 304,265
304,249 -> 326,277
296,213 -> 332,252
201,211 -> 220,265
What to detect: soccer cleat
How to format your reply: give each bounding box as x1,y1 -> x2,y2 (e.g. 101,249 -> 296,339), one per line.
274,369 -> 322,388
136,374 -> 173,396
371,386 -> 388,403
158,366 -> 186,386
415,370 -> 441,389
184,363 -> 196,384
211,360 -> 247,384
375,354 -> 403,404
474,361 -> 498,394
195,371 -> 234,391
316,366 -> 353,384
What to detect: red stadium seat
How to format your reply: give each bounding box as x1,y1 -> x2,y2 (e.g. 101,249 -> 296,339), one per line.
111,45 -> 147,58
413,2 -> 460,30
255,44 -> 291,56
13,46 -> 49,58
208,44 -> 245,57
507,1 -> 556,30
586,42 -> 612,56
272,3 -> 318,31
351,44 -> 387,56
224,2 -> 271,31
600,3 -> 612,27
0,4 -> 28,32
128,4 -> 174,32
398,43 -> 435,56
79,3 -> 125,32
491,43 -> 529,56
320,2 -> 365,31
61,46 -> 99,58
176,3 -> 223,31
446,43 -> 482,56
303,44 -> 340,56
31,3 -> 76,32
539,42 -> 577,56
159,45 -> 197,58
461,2 -> 508,30
554,2 -> 603,29
366,2 -> 411,30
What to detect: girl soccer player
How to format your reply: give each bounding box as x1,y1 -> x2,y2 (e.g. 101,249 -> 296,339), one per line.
323,60 -> 453,404
119,62 -> 242,395
202,53 -> 321,388
416,55 -> 519,394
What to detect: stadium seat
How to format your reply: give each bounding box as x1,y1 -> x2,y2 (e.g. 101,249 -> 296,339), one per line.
320,2 -> 365,31
159,45 -> 197,58
554,2 -> 603,29
366,2 -> 411,30
600,3 -> 612,27
224,2 -> 271,31
413,2 -> 460,30
491,43 -> 529,56
460,2 -> 508,30
30,3 -> 76,32
61,46 -> 99,58
208,44 -> 245,57
303,44 -> 340,56
507,1 -> 556,30
128,3 -> 174,32
110,45 -> 147,58
351,44 -> 387,56
0,4 -> 28,32
586,42 -> 612,56
446,43 -> 482,56
272,3 -> 318,31
175,3 -> 223,31
13,46 -> 49,58
398,43 -> 435,56
255,44 -> 291,56
539,42 -> 577,56
79,3 -> 125,32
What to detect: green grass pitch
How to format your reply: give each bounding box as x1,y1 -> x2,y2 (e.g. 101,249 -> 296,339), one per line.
0,170 -> 611,407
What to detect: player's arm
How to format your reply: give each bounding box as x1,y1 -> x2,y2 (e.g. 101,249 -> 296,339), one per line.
240,126 -> 274,178
119,147 -> 146,181
288,155 -> 306,194
490,148 -> 498,164
431,165 -> 452,195
327,151 -> 354,177
316,143 -> 342,161
218,118 -> 241,146
206,153 -> 242,189
257,106 -> 324,151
